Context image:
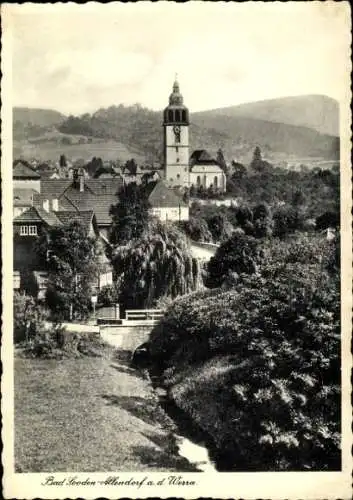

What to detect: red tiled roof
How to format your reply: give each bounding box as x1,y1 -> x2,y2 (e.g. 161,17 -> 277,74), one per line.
13,206 -> 62,226
147,181 -> 187,208
39,179 -> 121,225
55,210 -> 95,231
13,163 -> 41,179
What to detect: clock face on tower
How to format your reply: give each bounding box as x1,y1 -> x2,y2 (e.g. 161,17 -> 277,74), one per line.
173,125 -> 181,143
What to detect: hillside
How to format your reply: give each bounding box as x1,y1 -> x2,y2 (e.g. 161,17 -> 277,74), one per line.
13,107 -> 66,127
195,95 -> 339,136
13,98 -> 339,164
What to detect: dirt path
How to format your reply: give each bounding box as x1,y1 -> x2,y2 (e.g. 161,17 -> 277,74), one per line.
14,352 -> 198,472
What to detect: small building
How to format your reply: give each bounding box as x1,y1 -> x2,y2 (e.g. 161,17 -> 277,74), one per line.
189,150 -> 226,192
146,180 -> 189,222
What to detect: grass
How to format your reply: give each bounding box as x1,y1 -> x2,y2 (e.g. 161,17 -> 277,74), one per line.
15,351 -> 198,472
13,138 -> 145,163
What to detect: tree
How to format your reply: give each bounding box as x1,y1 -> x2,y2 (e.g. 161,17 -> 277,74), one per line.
124,158 -> 138,176
273,205 -> 305,238
253,203 -> 274,238
36,220 -> 101,321
109,183 -> 152,245
206,233 -> 263,288
230,160 -> 247,182
111,222 -> 202,309
216,148 -> 228,175
179,216 -> 213,242
13,292 -> 44,343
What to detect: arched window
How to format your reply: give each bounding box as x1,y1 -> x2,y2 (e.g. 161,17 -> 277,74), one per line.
182,110 -> 186,122
168,110 -> 173,122
203,175 -> 207,187
214,176 -> 218,188
175,109 -> 181,122
196,175 -> 201,187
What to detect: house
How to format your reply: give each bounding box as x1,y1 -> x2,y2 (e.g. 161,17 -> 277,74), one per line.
13,188 -> 37,218
189,150 -> 226,192
13,162 -> 41,192
36,170 -> 123,238
13,202 -> 113,298
146,180 -> 189,222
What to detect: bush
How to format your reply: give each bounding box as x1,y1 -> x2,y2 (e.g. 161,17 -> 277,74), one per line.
206,233 -> 263,288
98,284 -> 119,306
150,237 -> 340,470
14,292 -> 44,344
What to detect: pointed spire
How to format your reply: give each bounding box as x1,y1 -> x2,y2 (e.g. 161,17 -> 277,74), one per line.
169,74 -> 183,105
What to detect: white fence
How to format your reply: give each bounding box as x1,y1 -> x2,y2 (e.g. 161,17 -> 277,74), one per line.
125,309 -> 164,322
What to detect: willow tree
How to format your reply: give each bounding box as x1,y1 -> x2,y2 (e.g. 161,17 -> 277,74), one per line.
111,222 -> 202,310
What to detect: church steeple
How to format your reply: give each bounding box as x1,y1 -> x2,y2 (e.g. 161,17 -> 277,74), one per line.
163,76 -> 190,187
164,76 -> 189,125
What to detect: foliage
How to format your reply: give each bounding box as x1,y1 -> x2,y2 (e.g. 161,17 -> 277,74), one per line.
111,222 -> 202,309
13,292 -> 45,344
316,211 -> 340,230
98,284 -> 119,306
35,220 -> 100,321
253,202 -> 274,238
149,236 -> 340,470
109,183 -> 152,245
206,233 -> 264,288
273,205 -> 305,238
178,216 -> 213,242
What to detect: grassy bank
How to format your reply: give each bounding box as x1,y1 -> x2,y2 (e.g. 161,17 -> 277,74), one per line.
14,349 -> 198,472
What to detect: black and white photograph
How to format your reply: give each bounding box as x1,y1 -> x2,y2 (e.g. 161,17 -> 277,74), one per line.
1,2 -> 352,499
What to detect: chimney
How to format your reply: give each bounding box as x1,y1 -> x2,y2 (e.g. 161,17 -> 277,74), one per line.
43,199 -> 50,212
52,198 -> 59,211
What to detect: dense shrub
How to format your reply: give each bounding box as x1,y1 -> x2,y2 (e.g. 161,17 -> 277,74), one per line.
98,284 -> 119,306
206,233 -> 264,288
13,292 -> 45,344
149,236 -> 340,471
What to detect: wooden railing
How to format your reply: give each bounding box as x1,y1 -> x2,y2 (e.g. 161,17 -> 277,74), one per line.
125,309 -> 164,322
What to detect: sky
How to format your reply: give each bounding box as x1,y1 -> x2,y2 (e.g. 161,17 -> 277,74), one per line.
6,2 -> 351,115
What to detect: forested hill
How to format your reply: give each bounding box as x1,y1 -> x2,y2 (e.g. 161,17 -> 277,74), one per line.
14,100 -> 339,163
194,95 -> 339,136
14,107 -> 66,127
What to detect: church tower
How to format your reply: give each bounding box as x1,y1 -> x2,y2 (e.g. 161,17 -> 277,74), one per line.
163,77 -> 190,187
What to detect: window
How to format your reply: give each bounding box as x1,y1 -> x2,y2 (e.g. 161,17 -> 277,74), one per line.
177,174 -> 180,179
20,225 -> 37,236
175,110 -> 181,122
182,110 -> 186,122
168,110 -> 173,122
176,146 -> 179,152
176,157 -> 180,163
214,176 -> 218,188
196,175 -> 201,187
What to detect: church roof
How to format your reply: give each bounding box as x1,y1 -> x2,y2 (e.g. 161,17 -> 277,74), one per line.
13,163 -> 41,179
146,181 -> 187,208
190,149 -> 218,164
